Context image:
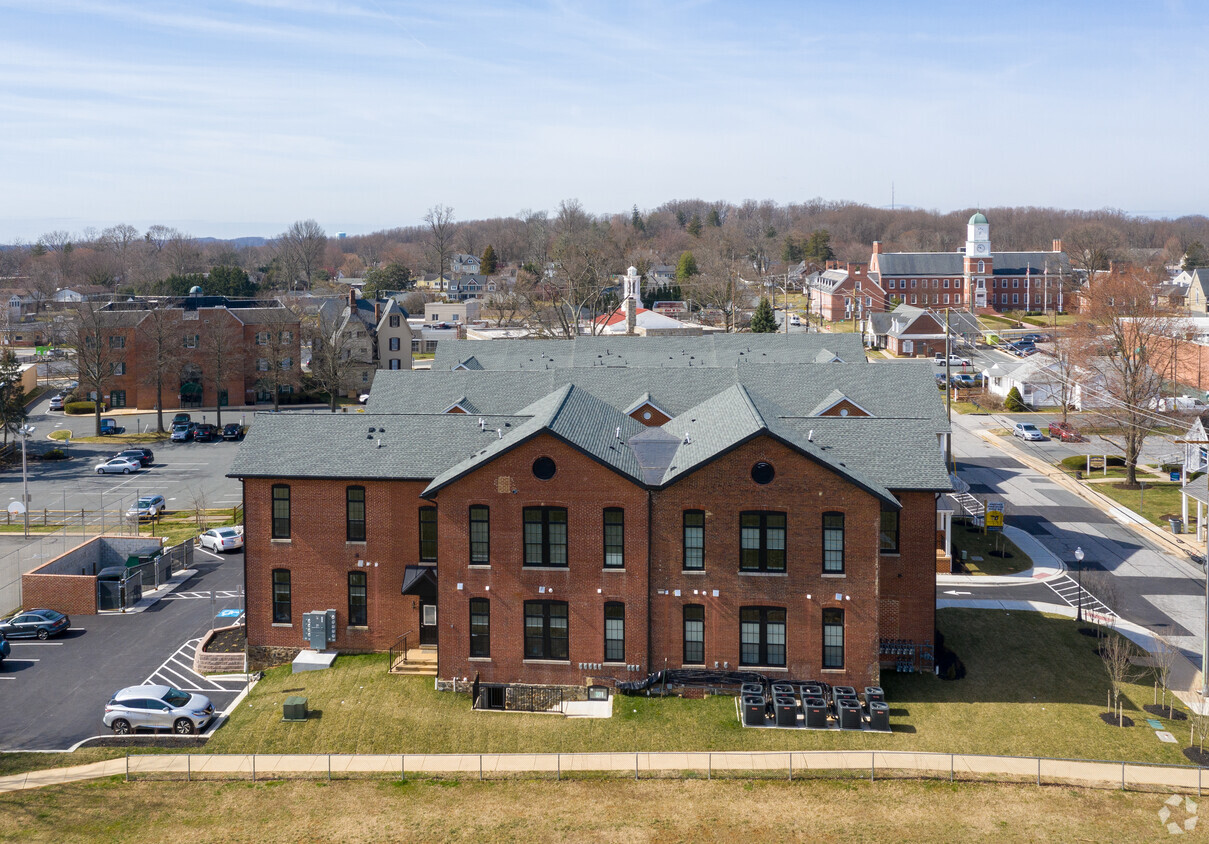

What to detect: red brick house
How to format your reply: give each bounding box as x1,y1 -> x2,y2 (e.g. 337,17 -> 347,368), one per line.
230,335 -> 950,694
807,262 -> 885,322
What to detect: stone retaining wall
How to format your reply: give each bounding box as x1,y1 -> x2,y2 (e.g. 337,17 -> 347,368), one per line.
193,625 -> 247,675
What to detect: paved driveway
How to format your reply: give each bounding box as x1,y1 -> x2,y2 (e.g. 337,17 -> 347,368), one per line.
0,548 -> 248,751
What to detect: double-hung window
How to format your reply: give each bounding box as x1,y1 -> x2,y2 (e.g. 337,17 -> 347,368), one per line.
271,569 -> 291,623
823,608 -> 844,668
603,508 -> 624,568
271,485 -> 290,539
822,512 -> 844,573
346,486 -> 365,542
524,601 -> 568,660
740,607 -> 786,667
419,507 -> 437,562
683,605 -> 705,664
880,510 -> 900,553
523,507 -> 567,567
469,598 -> 490,657
469,505 -> 489,564
683,510 -> 705,570
739,512 -> 786,572
347,572 -> 367,626
604,603 -> 624,662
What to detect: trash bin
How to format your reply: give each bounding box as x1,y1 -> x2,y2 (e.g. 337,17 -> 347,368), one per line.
775,697 -> 799,727
867,701 -> 890,732
743,695 -> 766,727
804,698 -> 829,728
838,699 -> 863,730
864,686 -> 885,706
1171,518 -> 1183,534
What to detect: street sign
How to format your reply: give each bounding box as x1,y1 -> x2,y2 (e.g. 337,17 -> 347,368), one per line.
986,502 -> 1005,532
1088,455 -> 1105,470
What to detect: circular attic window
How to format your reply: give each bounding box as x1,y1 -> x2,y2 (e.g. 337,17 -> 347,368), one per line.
751,462 -> 775,485
532,456 -> 557,480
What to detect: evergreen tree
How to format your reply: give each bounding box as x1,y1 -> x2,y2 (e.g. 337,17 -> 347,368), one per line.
1183,241 -> 1208,272
706,207 -> 722,227
631,205 -> 646,233
675,209 -> 688,228
804,229 -> 835,262
675,251 -> 700,281
687,214 -> 703,238
480,244 -> 498,275
0,351 -> 27,445
782,236 -> 803,263
362,263 -> 412,298
750,297 -> 777,333
1004,386 -> 1027,412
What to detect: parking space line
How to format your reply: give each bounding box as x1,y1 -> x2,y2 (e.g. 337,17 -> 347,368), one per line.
4,658 -> 39,663
6,641 -> 62,646
0,676 -> 14,680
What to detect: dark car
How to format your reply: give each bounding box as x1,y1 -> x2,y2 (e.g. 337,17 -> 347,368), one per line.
192,423 -> 218,442
222,423 -> 244,441
172,413 -> 191,426
0,636 -> 10,666
0,608 -> 70,640
115,447 -> 154,467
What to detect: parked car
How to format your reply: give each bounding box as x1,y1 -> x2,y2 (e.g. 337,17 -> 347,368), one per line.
221,423 -> 244,441
192,423 -> 218,442
199,526 -> 245,553
790,314 -> 801,326
95,456 -> 141,474
934,373 -> 948,390
935,353 -> 972,367
48,394 -> 65,411
1048,420 -> 1082,442
1020,333 -> 1043,344
126,494 -> 167,519
170,423 -> 195,442
0,636 -> 9,666
953,373 -> 979,388
103,685 -> 215,735
0,608 -> 70,640
172,413 -> 191,426
99,418 -> 124,435
1013,422 -> 1045,441
115,448 -> 154,467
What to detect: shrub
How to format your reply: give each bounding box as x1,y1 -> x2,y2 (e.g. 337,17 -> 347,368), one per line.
64,401 -> 103,414
43,448 -> 66,460
1004,386 -> 1026,412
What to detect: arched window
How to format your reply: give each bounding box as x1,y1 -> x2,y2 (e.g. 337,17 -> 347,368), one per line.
977,260 -> 985,274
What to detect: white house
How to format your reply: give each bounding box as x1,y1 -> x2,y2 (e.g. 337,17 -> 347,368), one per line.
450,254 -> 481,276
982,355 -> 1111,410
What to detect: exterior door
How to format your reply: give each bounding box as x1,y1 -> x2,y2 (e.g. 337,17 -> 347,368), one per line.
420,602 -> 437,645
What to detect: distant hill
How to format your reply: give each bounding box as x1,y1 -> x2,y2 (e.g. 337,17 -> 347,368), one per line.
196,236 -> 270,247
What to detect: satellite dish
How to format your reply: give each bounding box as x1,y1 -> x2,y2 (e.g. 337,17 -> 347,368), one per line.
7,501 -> 26,516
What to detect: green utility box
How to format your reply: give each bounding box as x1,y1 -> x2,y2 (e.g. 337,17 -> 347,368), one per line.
282,696 -> 308,722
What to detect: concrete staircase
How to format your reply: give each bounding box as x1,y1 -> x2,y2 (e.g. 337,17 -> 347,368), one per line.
390,646 -> 437,676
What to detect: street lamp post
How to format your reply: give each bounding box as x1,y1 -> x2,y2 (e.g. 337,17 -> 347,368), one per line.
1074,546 -> 1085,624
19,424 -> 34,539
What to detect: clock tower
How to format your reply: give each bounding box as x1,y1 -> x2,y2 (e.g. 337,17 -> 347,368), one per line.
963,211 -> 991,308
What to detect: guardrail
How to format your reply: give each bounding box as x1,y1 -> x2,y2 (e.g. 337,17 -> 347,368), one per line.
122,750 -> 1208,794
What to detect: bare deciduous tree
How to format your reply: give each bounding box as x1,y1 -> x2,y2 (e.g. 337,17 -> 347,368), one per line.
135,308 -> 183,433
1151,634 -> 1180,718
307,309 -> 358,412
424,205 -> 457,283
71,300 -> 125,436
202,313 -> 244,428
277,220 -> 327,288
1101,632 -> 1137,718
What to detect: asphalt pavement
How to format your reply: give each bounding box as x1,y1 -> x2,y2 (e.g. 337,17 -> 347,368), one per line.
0,548 -> 247,751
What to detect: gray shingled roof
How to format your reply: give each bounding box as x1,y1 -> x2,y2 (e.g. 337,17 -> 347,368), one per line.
433,333 -> 866,371
366,362 -> 950,433
875,250 -> 1068,277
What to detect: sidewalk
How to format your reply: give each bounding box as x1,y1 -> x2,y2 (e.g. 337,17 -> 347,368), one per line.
937,524 -> 1065,587
102,568 -> 198,614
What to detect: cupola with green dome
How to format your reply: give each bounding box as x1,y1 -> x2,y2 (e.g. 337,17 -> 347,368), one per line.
968,212 -> 988,225
966,212 -> 990,257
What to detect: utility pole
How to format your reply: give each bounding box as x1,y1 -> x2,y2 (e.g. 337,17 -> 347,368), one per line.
945,310 -> 952,470
20,425 -> 32,538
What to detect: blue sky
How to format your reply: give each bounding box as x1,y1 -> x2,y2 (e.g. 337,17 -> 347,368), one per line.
1,0 -> 1206,240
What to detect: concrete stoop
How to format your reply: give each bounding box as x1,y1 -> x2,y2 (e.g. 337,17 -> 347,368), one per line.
390,647 -> 437,676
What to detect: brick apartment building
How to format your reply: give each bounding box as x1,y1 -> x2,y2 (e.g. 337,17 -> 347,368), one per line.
92,295 -> 300,409
807,262 -> 886,322
869,213 -> 1071,313
229,334 -> 951,693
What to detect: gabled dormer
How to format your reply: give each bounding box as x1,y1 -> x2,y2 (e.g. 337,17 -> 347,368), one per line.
623,392 -> 671,426
808,390 -> 873,418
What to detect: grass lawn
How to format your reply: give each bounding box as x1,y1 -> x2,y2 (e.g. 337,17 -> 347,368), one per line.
950,523 -> 1032,575
1092,482 -> 1184,527
142,509 -> 241,546
201,610 -> 1194,766
0,779 -> 1175,843
64,432 -> 170,444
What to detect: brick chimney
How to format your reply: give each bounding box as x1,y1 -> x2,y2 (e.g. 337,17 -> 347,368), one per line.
1052,239 -> 1063,253
374,300 -> 381,324
872,241 -> 882,255
348,287 -> 357,307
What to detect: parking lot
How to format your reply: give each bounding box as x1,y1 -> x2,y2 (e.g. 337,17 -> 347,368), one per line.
0,548 -> 248,751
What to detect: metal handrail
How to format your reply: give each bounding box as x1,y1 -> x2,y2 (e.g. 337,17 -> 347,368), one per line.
387,629 -> 416,672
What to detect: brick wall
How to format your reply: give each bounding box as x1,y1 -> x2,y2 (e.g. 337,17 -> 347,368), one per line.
434,432 -> 650,687
243,477 -> 425,653
21,573 -> 95,616
878,490 -> 937,650
648,437 -> 882,689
